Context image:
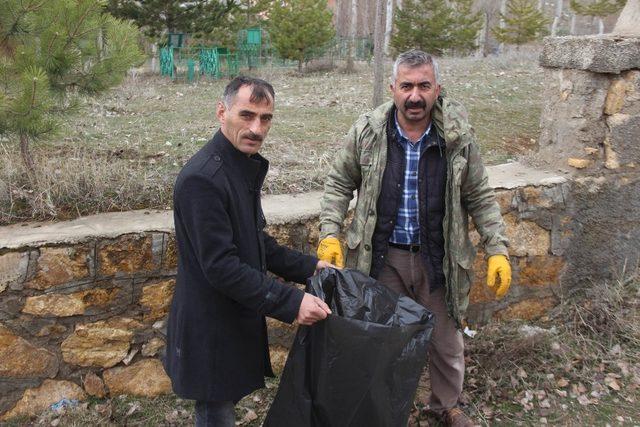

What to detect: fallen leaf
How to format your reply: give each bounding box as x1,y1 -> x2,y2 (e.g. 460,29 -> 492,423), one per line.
577,395 -> 590,406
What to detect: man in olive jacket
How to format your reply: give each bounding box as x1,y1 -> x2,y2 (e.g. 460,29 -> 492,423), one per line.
166,77 -> 332,426
317,50 -> 511,426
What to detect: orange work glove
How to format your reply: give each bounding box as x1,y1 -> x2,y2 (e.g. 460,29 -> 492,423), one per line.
487,255 -> 511,299
316,237 -> 344,268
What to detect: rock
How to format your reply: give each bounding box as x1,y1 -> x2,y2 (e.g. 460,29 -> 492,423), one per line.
163,234 -> 178,270
0,252 -> 29,291
61,318 -> 141,368
24,245 -> 92,290
493,297 -> 557,321
607,113 -> 640,165
140,279 -> 175,322
0,379 -> 86,421
504,214 -> 551,257
83,372 -> 106,398
141,337 -> 165,357
517,256 -> 566,286
567,158 -> 591,169
22,287 -> 120,317
604,78 -> 630,115
0,324 -> 58,378
103,359 -> 171,397
97,234 -> 155,276
540,35 -> 640,74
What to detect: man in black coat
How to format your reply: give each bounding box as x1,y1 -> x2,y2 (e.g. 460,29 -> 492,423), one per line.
165,76 -> 332,426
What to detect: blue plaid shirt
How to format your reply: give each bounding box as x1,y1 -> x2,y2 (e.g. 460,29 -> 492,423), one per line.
390,113 -> 432,245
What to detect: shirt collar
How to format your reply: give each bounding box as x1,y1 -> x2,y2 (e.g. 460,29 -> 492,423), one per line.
394,111 -> 431,145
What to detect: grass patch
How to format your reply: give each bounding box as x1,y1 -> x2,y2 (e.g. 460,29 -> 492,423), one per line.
0,51 -> 544,224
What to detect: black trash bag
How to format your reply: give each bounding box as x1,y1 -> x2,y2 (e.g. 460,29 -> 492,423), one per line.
264,268 -> 435,427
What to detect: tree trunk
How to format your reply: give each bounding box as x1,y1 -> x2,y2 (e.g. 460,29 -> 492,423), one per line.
551,0 -> 563,36
345,0 -> 358,72
499,0 -> 507,53
20,133 -> 37,185
383,0 -> 394,55
598,17 -> 604,34
570,13 -> 576,34
476,11 -> 489,57
538,0 -> 544,10
298,58 -> 302,73
372,0 -> 386,107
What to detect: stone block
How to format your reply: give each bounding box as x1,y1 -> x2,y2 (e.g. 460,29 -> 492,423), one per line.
61,318 -> 142,368
493,297 -> 557,321
620,70 -> 640,116
163,234 -> 178,270
97,234 -> 155,277
0,324 -> 58,378
141,337 -> 165,357
537,68 -> 609,169
568,158 -> 592,169
607,114 -> 640,166
540,35 -> 640,73
103,359 -> 171,397
517,256 -> 565,286
605,78 -> 630,115
504,214 -> 551,257
83,372 -> 106,398
267,317 -> 297,348
0,379 -> 86,421
140,279 -> 175,322
494,190 -> 515,214
21,282 -> 125,317
0,252 -> 29,292
25,245 -> 92,290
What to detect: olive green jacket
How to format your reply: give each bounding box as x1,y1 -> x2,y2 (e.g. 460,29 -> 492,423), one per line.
319,96 -> 509,326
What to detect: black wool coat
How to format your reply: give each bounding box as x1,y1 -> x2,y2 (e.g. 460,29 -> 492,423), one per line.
164,130 -> 318,402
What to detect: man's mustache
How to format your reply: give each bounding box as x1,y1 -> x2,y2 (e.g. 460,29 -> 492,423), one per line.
244,132 -> 264,142
405,99 -> 426,109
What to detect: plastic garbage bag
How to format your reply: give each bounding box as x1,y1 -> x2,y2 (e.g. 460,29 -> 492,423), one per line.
264,268 -> 435,427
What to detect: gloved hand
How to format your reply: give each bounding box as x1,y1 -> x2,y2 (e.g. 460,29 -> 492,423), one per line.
487,255 -> 511,299
317,237 -> 344,268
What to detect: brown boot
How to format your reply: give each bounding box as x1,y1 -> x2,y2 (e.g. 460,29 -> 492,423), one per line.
441,407 -> 475,427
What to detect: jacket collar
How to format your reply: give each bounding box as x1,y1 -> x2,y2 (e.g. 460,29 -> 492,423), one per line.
210,129 -> 269,192
366,91 -> 470,155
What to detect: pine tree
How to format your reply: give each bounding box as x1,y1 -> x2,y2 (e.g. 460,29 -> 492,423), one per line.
492,0 -> 550,47
267,0 -> 335,72
106,0 -> 238,41
0,0 -> 143,189
570,0 -> 626,33
390,0 -> 483,56
205,0 -> 270,48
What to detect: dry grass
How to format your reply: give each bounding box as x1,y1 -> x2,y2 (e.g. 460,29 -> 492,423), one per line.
0,51 -> 544,224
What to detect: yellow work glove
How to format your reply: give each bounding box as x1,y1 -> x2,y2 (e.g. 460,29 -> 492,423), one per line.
487,255 -> 511,299
317,237 -> 344,268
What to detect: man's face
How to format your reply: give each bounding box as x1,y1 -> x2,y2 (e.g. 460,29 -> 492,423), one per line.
390,64 -> 441,125
216,85 -> 274,156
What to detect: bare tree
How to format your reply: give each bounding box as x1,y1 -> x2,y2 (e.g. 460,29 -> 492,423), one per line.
373,0 -> 387,107
551,0 -> 563,35
499,0 -> 508,52
384,0 -> 394,54
345,0 -> 359,71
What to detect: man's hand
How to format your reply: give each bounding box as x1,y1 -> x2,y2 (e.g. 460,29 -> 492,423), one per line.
296,293 -> 332,325
487,255 -> 511,299
317,237 -> 344,268
316,259 -> 336,271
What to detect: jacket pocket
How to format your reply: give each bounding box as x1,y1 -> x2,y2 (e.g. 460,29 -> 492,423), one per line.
345,219 -> 364,269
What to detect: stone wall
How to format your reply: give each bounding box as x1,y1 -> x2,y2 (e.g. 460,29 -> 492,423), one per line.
536,34 -> 640,289
0,166 -> 571,419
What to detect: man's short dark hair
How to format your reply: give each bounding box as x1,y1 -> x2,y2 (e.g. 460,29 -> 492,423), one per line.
391,50 -> 440,84
223,76 -> 275,107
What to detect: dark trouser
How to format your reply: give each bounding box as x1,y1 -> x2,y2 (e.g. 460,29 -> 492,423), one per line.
377,246 -> 465,414
195,400 -> 235,427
